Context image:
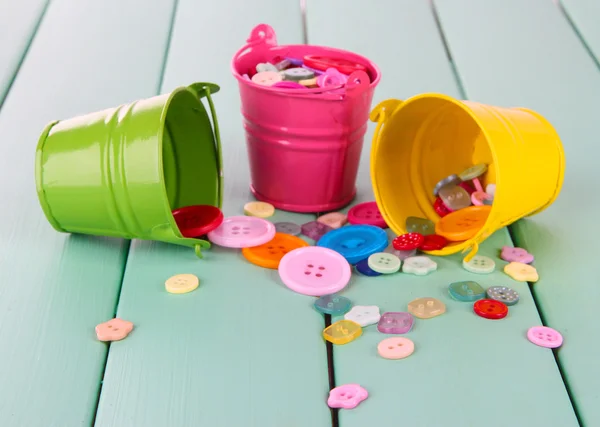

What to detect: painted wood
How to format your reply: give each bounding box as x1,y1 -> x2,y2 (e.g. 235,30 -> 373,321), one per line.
560,0 -> 600,64
0,0 -> 175,425
94,1 -> 332,426
435,0 -> 599,424
309,0 -> 578,425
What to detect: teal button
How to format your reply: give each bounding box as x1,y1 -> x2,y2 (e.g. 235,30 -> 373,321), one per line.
314,295 -> 352,315
449,281 -> 485,302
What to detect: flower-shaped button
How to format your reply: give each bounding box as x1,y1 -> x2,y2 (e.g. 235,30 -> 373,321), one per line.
439,185 -> 472,211
251,71 -> 282,86
377,312 -> 414,334
355,258 -> 382,277
96,318 -> 134,342
165,273 -> 199,294
504,262 -> 539,282
327,384 -> 368,409
242,232 -> 309,269
172,205 -> 223,238
435,205 -> 491,242
244,201 -> 275,218
344,305 -> 381,327
527,326 -> 563,348
462,255 -> 495,274
318,225 -> 388,265
433,174 -> 461,196
368,252 -> 401,274
378,337 -> 415,359
474,299 -> 508,320
314,295 -> 352,316
448,281 -> 485,302
279,247 -> 351,296
406,216 -> 435,235
301,221 -> 333,242
208,216 -> 276,248
408,297 -> 446,319
487,286 -> 520,306
419,234 -> 448,251
393,233 -> 424,251
347,201 -> 387,228
501,246 -> 534,264
274,221 -> 301,236
317,212 -> 348,229
323,320 -> 362,345
402,256 -> 437,276
317,68 -> 348,88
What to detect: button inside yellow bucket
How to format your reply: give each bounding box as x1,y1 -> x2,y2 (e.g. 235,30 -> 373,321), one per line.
369,94 -> 565,259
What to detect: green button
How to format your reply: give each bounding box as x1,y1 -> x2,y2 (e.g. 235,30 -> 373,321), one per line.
367,252 -> 401,274
406,216 -> 435,236
462,255 -> 495,274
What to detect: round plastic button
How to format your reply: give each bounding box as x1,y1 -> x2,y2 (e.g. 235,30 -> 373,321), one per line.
419,234 -> 448,251
486,286 -> 519,306
347,201 -> 387,228
242,232 -> 309,269
474,299 -> 508,320
377,337 -> 414,359
251,71 -> 282,86
527,326 -> 563,348
165,273 -> 199,294
314,295 -> 352,316
303,55 -> 367,75
459,163 -> 488,181
274,221 -> 301,236
434,197 -> 452,217
283,67 -> 314,81
433,174 -> 461,196
278,247 -> 351,296
355,258 -> 382,277
462,255 -> 496,274
367,252 -> 401,274
393,233 -> 424,251
439,185 -> 472,211
317,224 -> 388,265
207,216 -> 276,248
244,201 -> 275,218
172,205 -> 223,238
435,205 -> 491,242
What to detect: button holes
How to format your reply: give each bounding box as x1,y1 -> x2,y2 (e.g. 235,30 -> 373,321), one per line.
268,246 -> 274,249
232,226 -> 240,230
278,246 -> 285,249
316,274 -> 322,278
347,394 -> 354,399
366,211 -> 372,214
318,266 -> 325,270
243,227 -> 250,230
304,271 -> 311,275
269,251 -> 276,254
397,343 -> 403,347
232,232 -> 240,235
107,325 -> 112,328
388,346 -> 394,350
243,232 -> 250,234
113,328 -> 119,331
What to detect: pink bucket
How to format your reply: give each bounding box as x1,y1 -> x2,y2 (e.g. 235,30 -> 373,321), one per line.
231,24 -> 381,213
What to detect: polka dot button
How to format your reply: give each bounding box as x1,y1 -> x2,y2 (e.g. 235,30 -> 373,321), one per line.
274,221 -> 301,236
527,326 -> 563,348
172,205 -> 223,238
347,201 -> 387,228
462,255 -> 495,274
393,233 -> 424,251
408,297 -> 446,319
242,233 -> 308,269
244,201 -> 275,218
473,299 -> 508,320
278,247 -> 351,296
165,273 -> 199,294
378,337 -> 414,359
207,216 -> 276,248
367,252 -> 401,274
487,286 -> 519,306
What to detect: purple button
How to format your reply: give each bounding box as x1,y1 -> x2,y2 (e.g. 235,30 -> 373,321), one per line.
377,312 -> 414,334
301,221 -> 333,242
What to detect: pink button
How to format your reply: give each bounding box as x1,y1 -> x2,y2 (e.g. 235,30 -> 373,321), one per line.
377,337 -> 415,359
327,384 -> 368,409
207,216 -> 276,248
278,247 -> 351,296
527,326 -> 563,348
347,201 -> 387,228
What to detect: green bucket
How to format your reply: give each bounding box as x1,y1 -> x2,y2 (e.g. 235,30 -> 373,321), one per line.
35,82 -> 223,258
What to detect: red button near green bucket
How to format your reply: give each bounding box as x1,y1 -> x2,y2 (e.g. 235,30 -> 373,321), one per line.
172,205 -> 224,238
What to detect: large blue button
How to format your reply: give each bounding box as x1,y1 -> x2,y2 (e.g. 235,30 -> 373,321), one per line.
317,225 -> 388,265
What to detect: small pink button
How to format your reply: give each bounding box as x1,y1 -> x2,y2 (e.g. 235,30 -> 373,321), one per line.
327,384 -> 368,409
527,326 -> 563,348
377,337 -> 415,359
347,201 -> 387,228
95,318 -> 134,342
278,247 -> 351,296
207,216 -> 276,248
501,246 -> 534,264
471,191 -> 491,206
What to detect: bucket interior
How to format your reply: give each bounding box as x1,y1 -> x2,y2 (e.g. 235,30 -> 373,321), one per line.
376,97 -> 496,248
161,90 -> 219,212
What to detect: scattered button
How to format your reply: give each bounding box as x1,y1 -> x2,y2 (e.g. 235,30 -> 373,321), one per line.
282,67 -> 315,81
301,220 -> 333,242
393,233 -> 424,251
274,221 -> 301,236
474,299 -> 508,320
327,384 -> 368,409
462,255 -> 495,274
165,273 -> 199,294
368,252 -> 401,274
323,320 -> 362,345
384,244 -> 416,260
317,224 -> 388,265
504,262 -> 539,282
406,216 -> 435,235
402,256 -> 437,276
172,205 -> 223,238
242,232 -> 308,269
501,246 -> 534,264
256,62 -> 278,73
527,326 -> 563,348
377,312 -> 414,334
434,197 -> 452,217
459,163 -> 487,181
486,286 -> 519,306
448,281 -> 485,302
355,257 -> 383,276
243,201 -> 275,218
317,212 -> 347,229
314,295 -> 352,316
208,216 -> 276,248
251,71 -> 282,86
439,185 -> 471,211
317,67 -> 348,88
279,247 -> 351,296
344,305 -> 381,327
435,205 -> 491,242
419,234 -> 448,251
347,201 -> 387,228
378,337 -> 415,359
408,297 -> 446,319
96,318 -> 134,342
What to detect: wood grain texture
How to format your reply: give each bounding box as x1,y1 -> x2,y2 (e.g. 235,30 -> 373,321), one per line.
309,0 -> 578,425
560,0 -> 600,64
0,0 -> 48,105
0,0 -> 175,425
435,0 -> 598,424
94,1 -> 332,426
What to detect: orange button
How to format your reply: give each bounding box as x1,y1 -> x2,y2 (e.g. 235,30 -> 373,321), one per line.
242,232 -> 309,269
435,205 -> 491,242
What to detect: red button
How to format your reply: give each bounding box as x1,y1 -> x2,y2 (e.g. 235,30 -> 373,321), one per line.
459,181 -> 475,195
393,233 -> 424,251
419,234 -> 448,251
172,205 -> 224,238
434,197 -> 452,217
303,55 -> 368,75
473,299 -> 508,320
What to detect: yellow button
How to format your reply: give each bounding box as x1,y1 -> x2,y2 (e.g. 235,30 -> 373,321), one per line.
323,320 -> 362,345
242,232 -> 309,269
408,297 -> 446,319
435,205 -> 491,242
165,274 -> 199,294
244,201 -> 275,218
504,262 -> 539,282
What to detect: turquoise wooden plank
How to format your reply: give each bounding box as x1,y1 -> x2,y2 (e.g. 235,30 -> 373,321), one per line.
560,0 -> 600,64
0,0 -> 48,105
0,0 -> 175,425
308,1 -> 578,425
434,0 -> 598,424
94,2 -> 332,426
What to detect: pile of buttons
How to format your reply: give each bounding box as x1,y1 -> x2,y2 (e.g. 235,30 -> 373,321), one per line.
246,55 -> 368,92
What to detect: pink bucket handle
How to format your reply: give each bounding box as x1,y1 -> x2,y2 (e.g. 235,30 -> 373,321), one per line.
345,70 -> 371,98
233,24 -> 278,65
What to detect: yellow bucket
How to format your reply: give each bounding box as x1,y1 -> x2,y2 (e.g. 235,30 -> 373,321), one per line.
369,94 -> 565,260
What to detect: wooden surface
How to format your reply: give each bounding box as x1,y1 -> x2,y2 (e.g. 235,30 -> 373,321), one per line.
1,0 -> 598,425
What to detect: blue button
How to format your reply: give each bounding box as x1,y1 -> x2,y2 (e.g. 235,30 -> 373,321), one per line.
355,258 -> 382,277
317,225 -> 388,265
448,281 -> 485,302
314,295 -> 352,315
